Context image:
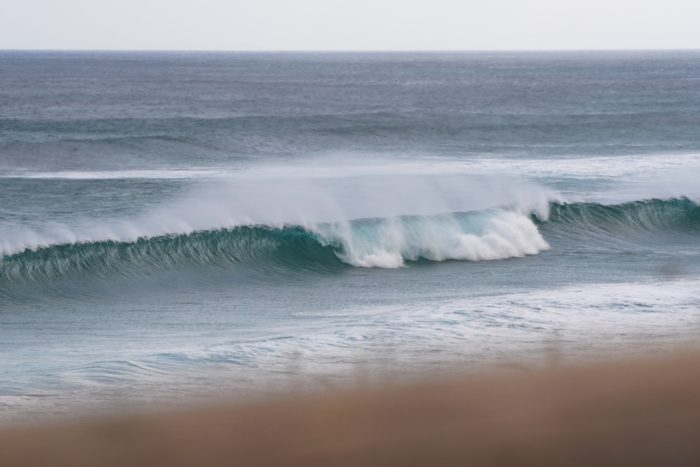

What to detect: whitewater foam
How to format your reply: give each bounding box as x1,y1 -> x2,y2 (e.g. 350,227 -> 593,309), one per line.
321,210 -> 548,268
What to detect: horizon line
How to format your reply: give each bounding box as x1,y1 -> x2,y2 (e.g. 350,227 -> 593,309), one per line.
2,47 -> 700,54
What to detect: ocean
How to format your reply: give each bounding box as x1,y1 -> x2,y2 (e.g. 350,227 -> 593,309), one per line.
1,51 -> 700,419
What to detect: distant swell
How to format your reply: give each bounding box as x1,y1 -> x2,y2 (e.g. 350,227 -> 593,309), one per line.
1,198 -> 698,285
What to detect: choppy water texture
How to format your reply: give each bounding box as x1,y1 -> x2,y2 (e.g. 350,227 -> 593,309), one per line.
1,51 -> 700,420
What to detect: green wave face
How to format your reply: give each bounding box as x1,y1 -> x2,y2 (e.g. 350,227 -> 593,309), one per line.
542,198 -> 700,233
0,226 -> 342,284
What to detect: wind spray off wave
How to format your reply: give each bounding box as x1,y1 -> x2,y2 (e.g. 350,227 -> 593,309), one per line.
0,174 -> 557,283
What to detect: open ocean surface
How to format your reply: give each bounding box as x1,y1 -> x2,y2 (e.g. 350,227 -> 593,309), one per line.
1,51 -> 700,420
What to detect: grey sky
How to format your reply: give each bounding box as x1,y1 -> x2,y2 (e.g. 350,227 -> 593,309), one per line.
1,0 -> 699,51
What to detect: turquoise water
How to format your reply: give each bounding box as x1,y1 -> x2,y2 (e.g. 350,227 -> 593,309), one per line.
1,51 -> 700,418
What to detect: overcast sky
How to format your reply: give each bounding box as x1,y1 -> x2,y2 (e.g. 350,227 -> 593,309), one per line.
1,0 -> 699,51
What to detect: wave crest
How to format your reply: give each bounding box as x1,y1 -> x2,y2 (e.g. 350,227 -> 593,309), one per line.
0,210 -> 547,284
2,198 -> 698,285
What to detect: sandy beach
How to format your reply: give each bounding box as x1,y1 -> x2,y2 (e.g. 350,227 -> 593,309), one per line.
2,350 -> 700,467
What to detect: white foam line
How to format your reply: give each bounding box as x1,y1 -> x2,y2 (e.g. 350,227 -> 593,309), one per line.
3,152 -> 700,181
0,168 -> 234,180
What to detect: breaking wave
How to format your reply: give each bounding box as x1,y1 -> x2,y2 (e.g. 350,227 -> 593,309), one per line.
1,198 -> 698,285
0,209 -> 548,283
